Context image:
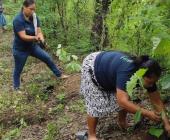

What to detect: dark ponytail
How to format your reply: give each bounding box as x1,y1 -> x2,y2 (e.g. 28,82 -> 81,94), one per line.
133,55 -> 162,78
133,55 -> 150,67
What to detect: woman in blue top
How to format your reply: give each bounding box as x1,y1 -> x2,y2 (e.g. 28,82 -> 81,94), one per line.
80,51 -> 170,140
12,0 -> 68,89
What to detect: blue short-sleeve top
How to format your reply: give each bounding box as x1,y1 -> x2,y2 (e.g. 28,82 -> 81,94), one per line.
94,51 -> 157,93
13,12 -> 40,51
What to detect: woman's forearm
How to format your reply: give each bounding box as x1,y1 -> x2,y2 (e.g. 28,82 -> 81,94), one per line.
116,89 -> 150,117
118,99 -> 150,117
20,34 -> 37,42
18,31 -> 37,42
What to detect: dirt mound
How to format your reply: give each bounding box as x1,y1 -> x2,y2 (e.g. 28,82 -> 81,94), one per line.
61,73 -> 81,94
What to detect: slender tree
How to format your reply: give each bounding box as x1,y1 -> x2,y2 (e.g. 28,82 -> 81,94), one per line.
56,0 -> 68,46
91,0 -> 112,50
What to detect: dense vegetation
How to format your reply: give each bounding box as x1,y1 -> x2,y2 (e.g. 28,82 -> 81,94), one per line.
1,0 -> 170,139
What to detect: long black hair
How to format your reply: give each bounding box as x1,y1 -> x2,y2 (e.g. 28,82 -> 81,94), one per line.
132,55 -> 162,78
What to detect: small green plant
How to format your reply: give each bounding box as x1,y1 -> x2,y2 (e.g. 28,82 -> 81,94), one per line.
148,126 -> 164,138
160,74 -> 170,90
49,104 -> 65,114
20,118 -> 27,128
48,93 -> 66,115
56,44 -> 71,63
134,110 -> 164,138
2,118 -> 27,140
69,99 -> 85,113
56,92 -> 66,104
127,68 -> 165,138
56,44 -> 81,73
27,83 -> 49,101
134,109 -> 142,124
65,56 -> 81,73
44,122 -> 59,140
2,128 -> 21,140
57,116 -> 71,126
126,68 -> 147,99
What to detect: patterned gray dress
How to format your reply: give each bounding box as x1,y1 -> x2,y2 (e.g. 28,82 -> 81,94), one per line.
80,52 -> 122,117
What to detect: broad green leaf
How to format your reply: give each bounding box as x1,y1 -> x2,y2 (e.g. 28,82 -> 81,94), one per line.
160,74 -> 170,90
126,69 -> 147,98
154,39 -> 170,55
66,61 -> 81,73
134,110 -> 142,124
135,69 -> 147,78
148,127 -> 163,138
58,49 -> 70,63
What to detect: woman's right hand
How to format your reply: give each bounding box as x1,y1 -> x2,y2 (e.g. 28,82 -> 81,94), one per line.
146,111 -> 161,122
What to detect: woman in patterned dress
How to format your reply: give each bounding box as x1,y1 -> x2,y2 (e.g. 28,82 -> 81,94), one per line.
80,51 -> 170,140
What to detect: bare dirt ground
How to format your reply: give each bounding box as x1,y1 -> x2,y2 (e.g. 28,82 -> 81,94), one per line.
0,31 -> 169,140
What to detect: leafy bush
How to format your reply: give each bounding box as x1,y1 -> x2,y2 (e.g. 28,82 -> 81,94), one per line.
56,44 -> 81,73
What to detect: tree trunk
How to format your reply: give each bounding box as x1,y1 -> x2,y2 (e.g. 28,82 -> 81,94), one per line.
91,0 -> 111,50
76,0 -> 80,40
56,1 -> 68,46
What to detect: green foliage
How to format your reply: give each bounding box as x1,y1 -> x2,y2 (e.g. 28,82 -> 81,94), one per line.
49,104 -> 65,114
107,0 -> 170,88
0,93 -> 26,114
160,74 -> 170,90
56,92 -> 66,104
134,109 -> 142,124
153,39 -> 170,56
65,60 -> 81,73
44,122 -> 59,140
36,0 -> 94,53
57,115 -> 71,126
148,127 -> 163,138
106,0 -> 170,55
44,117 -> 71,140
148,113 -> 165,138
152,38 -> 170,72
69,99 -> 85,113
56,44 -> 81,73
48,93 -> 66,115
56,45 -> 71,63
3,1 -> 21,29
126,68 -> 147,99
27,83 -> 49,101
2,118 -> 27,140
2,128 -> 21,140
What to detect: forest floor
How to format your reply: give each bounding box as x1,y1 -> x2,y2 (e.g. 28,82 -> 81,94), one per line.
0,30 -> 169,140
